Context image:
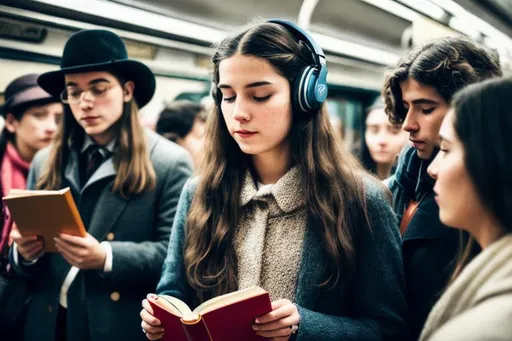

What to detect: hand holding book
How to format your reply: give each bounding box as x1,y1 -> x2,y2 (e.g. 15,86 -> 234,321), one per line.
252,299 -> 300,340
10,228 -> 45,263
3,188 -> 86,253
140,287 -> 300,341
54,233 -> 107,270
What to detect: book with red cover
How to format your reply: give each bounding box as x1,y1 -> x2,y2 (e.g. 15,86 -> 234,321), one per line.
148,286 -> 272,341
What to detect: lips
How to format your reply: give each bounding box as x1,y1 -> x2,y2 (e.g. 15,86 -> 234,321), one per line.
410,139 -> 425,149
82,116 -> 100,123
235,130 -> 257,138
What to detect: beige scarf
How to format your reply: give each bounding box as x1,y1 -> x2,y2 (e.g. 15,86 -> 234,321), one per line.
235,167 -> 307,301
420,234 -> 512,341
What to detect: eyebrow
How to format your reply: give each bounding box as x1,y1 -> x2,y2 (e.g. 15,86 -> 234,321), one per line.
65,78 -> 111,87
403,98 -> 440,106
218,81 -> 273,89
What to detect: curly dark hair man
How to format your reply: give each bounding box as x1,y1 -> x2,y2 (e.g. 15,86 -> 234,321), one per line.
382,36 -> 502,341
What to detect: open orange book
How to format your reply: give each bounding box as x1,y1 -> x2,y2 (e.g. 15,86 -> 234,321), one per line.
2,187 -> 86,252
148,286 -> 272,341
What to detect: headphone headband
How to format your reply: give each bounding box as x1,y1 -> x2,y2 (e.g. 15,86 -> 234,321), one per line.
267,19 -> 326,67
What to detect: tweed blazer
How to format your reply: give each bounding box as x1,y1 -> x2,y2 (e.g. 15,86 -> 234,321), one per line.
157,175 -> 408,341
11,130 -> 193,341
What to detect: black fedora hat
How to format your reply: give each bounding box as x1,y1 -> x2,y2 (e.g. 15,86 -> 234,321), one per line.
38,29 -> 156,108
1,73 -> 58,117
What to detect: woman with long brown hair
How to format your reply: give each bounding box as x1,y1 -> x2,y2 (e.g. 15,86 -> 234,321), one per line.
421,77 -> 512,341
141,20 -> 406,341
9,29 -> 192,341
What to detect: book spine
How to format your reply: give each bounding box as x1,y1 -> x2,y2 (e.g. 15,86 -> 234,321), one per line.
182,316 -> 213,341
63,190 -> 87,237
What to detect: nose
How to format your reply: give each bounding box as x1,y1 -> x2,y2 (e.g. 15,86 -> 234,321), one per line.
402,111 -> 419,133
44,117 -> 58,135
78,91 -> 95,110
377,131 -> 388,146
232,99 -> 250,123
427,152 -> 441,180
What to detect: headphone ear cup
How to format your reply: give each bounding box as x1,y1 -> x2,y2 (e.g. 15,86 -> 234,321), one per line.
293,66 -> 315,113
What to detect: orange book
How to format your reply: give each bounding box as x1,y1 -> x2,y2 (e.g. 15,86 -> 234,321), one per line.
2,187 -> 86,252
148,286 -> 272,341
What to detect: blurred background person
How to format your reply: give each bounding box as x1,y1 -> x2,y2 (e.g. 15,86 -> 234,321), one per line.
0,73 -> 61,340
156,101 -> 206,172
362,97 -> 407,180
0,73 -> 62,256
422,77 -> 512,341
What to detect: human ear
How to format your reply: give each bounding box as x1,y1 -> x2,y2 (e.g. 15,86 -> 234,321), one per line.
4,113 -> 19,133
123,81 -> 135,102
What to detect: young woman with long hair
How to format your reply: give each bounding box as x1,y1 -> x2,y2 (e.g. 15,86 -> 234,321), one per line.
422,77 -> 512,341
141,20 -> 406,341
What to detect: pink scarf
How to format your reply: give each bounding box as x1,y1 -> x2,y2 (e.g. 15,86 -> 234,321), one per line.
1,142 -> 31,253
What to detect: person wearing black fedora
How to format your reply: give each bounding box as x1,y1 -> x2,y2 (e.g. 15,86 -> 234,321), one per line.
9,29 -> 193,341
0,73 -> 61,340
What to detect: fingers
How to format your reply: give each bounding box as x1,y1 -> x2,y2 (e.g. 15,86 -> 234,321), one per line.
143,297 -> 156,315
256,299 -> 294,324
57,233 -> 87,246
58,247 -> 81,267
16,235 -> 40,248
23,243 -> 44,260
254,315 -> 299,331
140,301 -> 161,326
140,300 -> 164,340
17,238 -> 44,262
141,319 -> 164,335
257,326 -> 292,339
253,299 -> 300,339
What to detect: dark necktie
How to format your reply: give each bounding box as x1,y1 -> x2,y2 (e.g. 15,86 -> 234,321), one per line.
84,147 -> 104,184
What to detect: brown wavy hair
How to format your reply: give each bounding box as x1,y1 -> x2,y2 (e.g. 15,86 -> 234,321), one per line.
36,78 -> 156,197
382,36 -> 502,125
184,22 -> 370,302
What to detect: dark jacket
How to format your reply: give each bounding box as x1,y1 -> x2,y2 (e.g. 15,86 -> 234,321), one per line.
388,145 -> 466,341
10,130 -> 192,341
157,177 -> 408,341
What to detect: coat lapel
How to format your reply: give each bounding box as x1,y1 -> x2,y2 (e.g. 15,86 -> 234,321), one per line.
294,218 -> 326,308
80,131 -> 159,240
81,156 -> 127,240
87,187 -> 128,241
81,157 -> 116,194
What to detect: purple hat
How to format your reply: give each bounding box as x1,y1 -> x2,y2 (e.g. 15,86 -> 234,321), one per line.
1,73 -> 58,117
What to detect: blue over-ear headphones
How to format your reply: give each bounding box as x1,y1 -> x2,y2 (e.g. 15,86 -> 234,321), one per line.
267,19 -> 328,113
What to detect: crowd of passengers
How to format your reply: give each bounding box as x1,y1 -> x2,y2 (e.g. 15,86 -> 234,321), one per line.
1,18 -> 511,341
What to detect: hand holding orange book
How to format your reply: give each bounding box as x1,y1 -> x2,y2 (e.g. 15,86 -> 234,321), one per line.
2,187 -> 86,252
148,286 -> 272,341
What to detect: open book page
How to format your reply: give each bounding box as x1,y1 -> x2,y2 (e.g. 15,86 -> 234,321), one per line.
194,286 -> 267,315
157,296 -> 193,317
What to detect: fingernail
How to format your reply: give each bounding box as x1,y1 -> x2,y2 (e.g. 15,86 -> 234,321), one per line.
252,324 -> 258,330
255,318 -> 260,323
149,294 -> 158,300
